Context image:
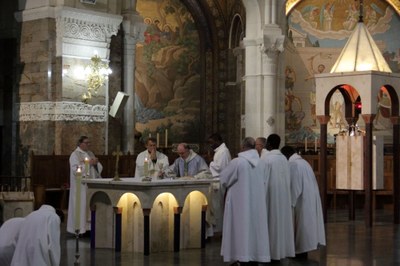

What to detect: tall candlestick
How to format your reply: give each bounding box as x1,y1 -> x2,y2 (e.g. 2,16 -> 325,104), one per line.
165,129 -> 168,147
305,137 -> 308,152
314,137 -> 318,153
144,157 -> 149,177
84,157 -> 90,177
75,166 -> 82,231
157,133 -> 160,147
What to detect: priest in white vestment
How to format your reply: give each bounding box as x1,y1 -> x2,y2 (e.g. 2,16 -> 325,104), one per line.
207,133 -> 231,235
0,217 -> 24,266
67,136 -> 103,234
261,134 -> 295,260
220,137 -> 270,264
167,143 -> 212,179
255,137 -> 269,157
281,146 -> 326,256
11,205 -> 61,266
135,137 -> 170,178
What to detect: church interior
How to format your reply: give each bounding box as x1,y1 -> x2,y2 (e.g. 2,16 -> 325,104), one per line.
1,0 -> 400,265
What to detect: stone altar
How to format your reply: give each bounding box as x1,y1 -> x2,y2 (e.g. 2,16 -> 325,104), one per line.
83,178 -> 216,255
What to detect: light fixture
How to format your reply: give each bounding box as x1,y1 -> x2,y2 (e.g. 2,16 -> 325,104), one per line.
82,55 -> 112,103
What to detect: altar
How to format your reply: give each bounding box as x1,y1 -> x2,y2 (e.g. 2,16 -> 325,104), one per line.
83,178 -> 216,255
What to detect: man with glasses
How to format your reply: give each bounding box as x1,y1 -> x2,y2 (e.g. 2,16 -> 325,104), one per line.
67,136 -> 103,235
167,143 -> 211,179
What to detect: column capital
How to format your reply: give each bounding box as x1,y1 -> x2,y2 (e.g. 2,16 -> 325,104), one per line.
142,208 -> 152,216
261,34 -> 285,55
173,207 -> 183,214
122,14 -> 147,43
113,206 -> 122,214
361,114 -> 376,124
317,115 -> 330,125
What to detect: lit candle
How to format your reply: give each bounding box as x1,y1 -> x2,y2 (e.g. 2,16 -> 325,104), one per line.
165,129 -> 168,147
157,133 -> 160,147
75,166 -> 82,231
305,137 -> 308,152
84,157 -> 90,177
144,157 -> 149,177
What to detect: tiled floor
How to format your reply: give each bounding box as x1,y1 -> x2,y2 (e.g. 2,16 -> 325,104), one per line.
60,209 -> 400,265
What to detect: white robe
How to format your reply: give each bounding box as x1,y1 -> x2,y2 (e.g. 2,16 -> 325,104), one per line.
134,149 -> 170,178
220,149 -> 270,263
0,217 -> 24,266
208,142 -> 231,234
67,147 -> 103,234
11,205 -> 60,266
167,150 -> 212,179
209,142 -> 231,177
289,153 -> 326,253
261,149 -> 295,260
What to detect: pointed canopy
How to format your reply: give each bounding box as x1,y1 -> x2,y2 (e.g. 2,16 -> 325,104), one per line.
330,22 -> 392,73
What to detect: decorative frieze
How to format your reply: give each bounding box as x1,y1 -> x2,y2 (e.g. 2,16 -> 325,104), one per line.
18,101 -> 107,122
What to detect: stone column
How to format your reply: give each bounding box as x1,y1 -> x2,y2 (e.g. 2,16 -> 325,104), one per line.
243,0 -> 285,138
143,208 -> 151,255
173,206 -> 183,252
317,115 -> 330,222
362,114 -> 375,227
121,7 -> 146,154
391,116 -> 400,224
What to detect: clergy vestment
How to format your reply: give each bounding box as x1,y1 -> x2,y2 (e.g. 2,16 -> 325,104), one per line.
261,149 -> 295,260
288,153 -> 326,253
208,142 -> 231,234
209,142 -> 231,177
168,150 -> 212,179
11,205 -> 60,266
67,146 -> 103,234
0,217 -> 24,266
220,149 -> 270,263
135,149 -> 170,178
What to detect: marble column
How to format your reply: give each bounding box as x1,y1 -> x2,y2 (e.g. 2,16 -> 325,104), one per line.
121,10 -> 146,154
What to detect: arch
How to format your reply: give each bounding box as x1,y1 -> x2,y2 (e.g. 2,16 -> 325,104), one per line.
286,0 -> 400,16
117,193 -> 143,252
383,84 -> 399,117
150,192 -> 178,252
89,191 -> 113,249
324,84 -> 357,119
181,190 -> 208,249
242,0 -> 261,39
229,13 -> 244,49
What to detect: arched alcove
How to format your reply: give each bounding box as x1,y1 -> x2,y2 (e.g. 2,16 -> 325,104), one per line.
181,190 -> 208,249
117,193 -> 143,252
150,192 -> 178,252
89,191 -> 113,249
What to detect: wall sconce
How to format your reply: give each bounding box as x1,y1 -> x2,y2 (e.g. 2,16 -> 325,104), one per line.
82,55 -> 112,103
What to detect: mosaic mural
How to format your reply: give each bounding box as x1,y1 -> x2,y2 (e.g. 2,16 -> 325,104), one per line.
135,0 -> 201,145
285,0 -> 400,145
